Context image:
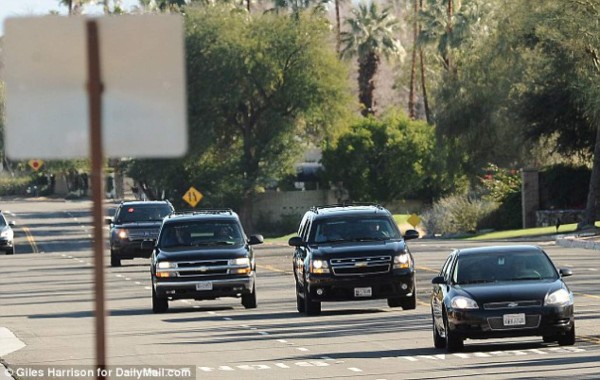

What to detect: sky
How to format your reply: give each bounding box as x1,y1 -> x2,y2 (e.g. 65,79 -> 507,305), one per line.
1,0 -> 140,36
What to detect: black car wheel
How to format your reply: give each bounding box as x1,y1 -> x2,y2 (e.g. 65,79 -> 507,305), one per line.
558,323 -> 576,346
151,286 -> 168,313
432,313 -> 445,349
110,249 -> 121,267
6,246 -> 14,255
304,283 -> 321,316
444,312 -> 464,352
242,283 -> 257,309
296,281 -> 305,313
387,297 -> 402,308
400,291 -> 417,310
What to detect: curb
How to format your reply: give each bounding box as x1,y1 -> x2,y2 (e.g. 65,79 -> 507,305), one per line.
556,236 -> 600,251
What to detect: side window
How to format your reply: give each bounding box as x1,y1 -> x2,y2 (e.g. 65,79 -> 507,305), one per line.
440,255 -> 452,277
300,216 -> 312,241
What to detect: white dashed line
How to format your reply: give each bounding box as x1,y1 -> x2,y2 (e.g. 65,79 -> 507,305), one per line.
348,368 -> 362,372
116,274 -> 123,278
208,311 -> 217,315
125,278 -> 131,281
144,286 -> 152,290
223,317 -> 233,321
296,348 -> 309,352
277,339 -> 288,344
135,282 -> 141,285
258,332 -> 269,336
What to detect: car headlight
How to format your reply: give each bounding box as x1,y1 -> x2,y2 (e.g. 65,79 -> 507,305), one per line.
229,257 -> 252,274
545,289 -> 574,307
116,229 -> 128,239
451,296 -> 479,309
310,259 -> 330,274
0,229 -> 13,239
393,252 -> 411,269
157,261 -> 177,269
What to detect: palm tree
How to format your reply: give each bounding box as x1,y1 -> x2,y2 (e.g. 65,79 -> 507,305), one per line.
58,0 -> 93,15
340,1 -> 404,116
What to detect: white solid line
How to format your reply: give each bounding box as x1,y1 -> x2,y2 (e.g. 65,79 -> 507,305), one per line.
0,327 -> 26,356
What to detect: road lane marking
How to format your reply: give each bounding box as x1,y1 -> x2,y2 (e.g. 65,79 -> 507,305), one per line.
277,339 -> 288,344
257,264 -> 288,273
348,368 -> 362,372
416,265 -> 438,273
22,226 -> 39,253
297,347 -> 309,352
258,332 -> 269,336
574,292 -> 600,299
197,361 -> 331,372
144,286 -> 152,290
223,317 -> 233,321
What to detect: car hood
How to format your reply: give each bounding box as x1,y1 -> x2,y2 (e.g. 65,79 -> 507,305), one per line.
156,246 -> 249,262
456,279 -> 567,303
310,240 -> 407,257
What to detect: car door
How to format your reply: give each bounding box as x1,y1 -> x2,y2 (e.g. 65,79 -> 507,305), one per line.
432,252 -> 456,326
293,215 -> 311,287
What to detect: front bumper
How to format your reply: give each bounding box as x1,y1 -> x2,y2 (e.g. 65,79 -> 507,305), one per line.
111,240 -> 153,259
154,275 -> 255,300
447,305 -> 574,339
0,238 -> 13,251
306,271 -> 415,301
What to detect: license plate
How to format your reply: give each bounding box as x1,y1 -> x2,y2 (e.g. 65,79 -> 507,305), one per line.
196,282 -> 213,291
354,287 -> 372,297
503,313 -> 526,326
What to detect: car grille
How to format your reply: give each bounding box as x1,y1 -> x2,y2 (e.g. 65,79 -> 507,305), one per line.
127,228 -> 160,240
176,260 -> 230,277
488,314 -> 541,330
483,300 -> 542,310
330,256 -> 392,276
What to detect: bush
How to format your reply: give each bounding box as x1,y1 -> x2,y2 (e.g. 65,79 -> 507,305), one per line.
422,192 -> 498,237
0,176 -> 32,196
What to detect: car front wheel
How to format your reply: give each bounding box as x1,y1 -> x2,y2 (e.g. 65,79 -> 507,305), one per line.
110,249 -> 121,267
152,286 -> 168,313
444,312 -> 464,352
557,323 -> 576,346
304,283 -> 321,316
242,283 -> 257,309
432,312 -> 445,349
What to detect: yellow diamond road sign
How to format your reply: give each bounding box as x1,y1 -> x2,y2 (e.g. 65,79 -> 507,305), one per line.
183,186 -> 203,208
407,214 -> 421,228
28,159 -> 43,171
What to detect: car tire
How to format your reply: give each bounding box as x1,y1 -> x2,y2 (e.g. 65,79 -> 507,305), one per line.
242,283 -> 257,309
387,297 -> 402,308
296,281 -> 305,313
6,246 -> 14,255
110,250 -> 121,267
152,286 -> 168,313
432,313 -> 445,349
400,291 -> 417,310
304,283 -> 321,316
444,312 -> 464,352
558,323 -> 576,346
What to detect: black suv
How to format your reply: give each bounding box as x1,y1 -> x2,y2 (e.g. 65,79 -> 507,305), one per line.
106,200 -> 174,267
146,209 -> 263,313
289,204 -> 419,315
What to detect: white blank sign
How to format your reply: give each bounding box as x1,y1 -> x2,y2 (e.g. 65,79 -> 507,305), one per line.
3,15 -> 187,159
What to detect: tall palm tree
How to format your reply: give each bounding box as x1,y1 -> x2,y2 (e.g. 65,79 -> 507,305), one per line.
333,0 -> 348,55
340,1 -> 404,116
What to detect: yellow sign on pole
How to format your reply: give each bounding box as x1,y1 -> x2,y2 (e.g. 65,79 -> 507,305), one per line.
28,159 -> 44,171
183,186 -> 203,208
407,214 -> 421,228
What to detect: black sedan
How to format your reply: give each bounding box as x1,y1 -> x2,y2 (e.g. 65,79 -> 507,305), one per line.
431,245 -> 575,352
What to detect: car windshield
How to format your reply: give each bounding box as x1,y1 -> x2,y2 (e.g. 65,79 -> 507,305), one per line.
453,251 -> 559,284
311,217 -> 401,244
116,205 -> 172,223
159,220 -> 244,248
0,215 -> 6,227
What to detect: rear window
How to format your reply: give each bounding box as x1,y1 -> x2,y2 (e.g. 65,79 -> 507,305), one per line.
116,204 -> 172,223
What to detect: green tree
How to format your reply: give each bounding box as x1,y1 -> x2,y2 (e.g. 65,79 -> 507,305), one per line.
130,6 -> 351,229
321,110 -> 453,203
340,1 -> 404,116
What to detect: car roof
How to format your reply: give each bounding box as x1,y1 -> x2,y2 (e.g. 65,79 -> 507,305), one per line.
456,245 -> 544,256
309,203 -> 391,219
163,209 -> 239,223
119,200 -> 172,207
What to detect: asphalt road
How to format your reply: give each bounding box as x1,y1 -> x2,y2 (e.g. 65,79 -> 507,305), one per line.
1,199 -> 599,380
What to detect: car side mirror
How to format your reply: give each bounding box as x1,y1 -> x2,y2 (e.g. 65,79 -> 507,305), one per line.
288,236 -> 304,247
431,275 -> 446,284
8,221 -> 16,227
559,268 -> 573,277
141,240 -> 155,250
403,229 -> 419,241
105,217 -> 114,225
248,234 -> 264,245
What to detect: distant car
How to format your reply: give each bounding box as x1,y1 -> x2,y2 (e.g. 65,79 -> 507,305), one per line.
147,209 -> 263,313
288,203 -> 420,316
106,200 -> 174,267
431,245 -> 575,352
0,211 -> 16,255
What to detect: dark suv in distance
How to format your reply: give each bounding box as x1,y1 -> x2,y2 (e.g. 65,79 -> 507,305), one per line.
106,200 -> 174,267
146,209 -> 263,313
289,204 -> 420,315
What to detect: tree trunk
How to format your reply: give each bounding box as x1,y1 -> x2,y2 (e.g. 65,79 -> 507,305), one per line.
335,0 -> 341,55
419,49 -> 432,124
408,0 -> 418,119
579,123 -> 600,229
358,51 -> 379,117
444,0 -> 453,72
